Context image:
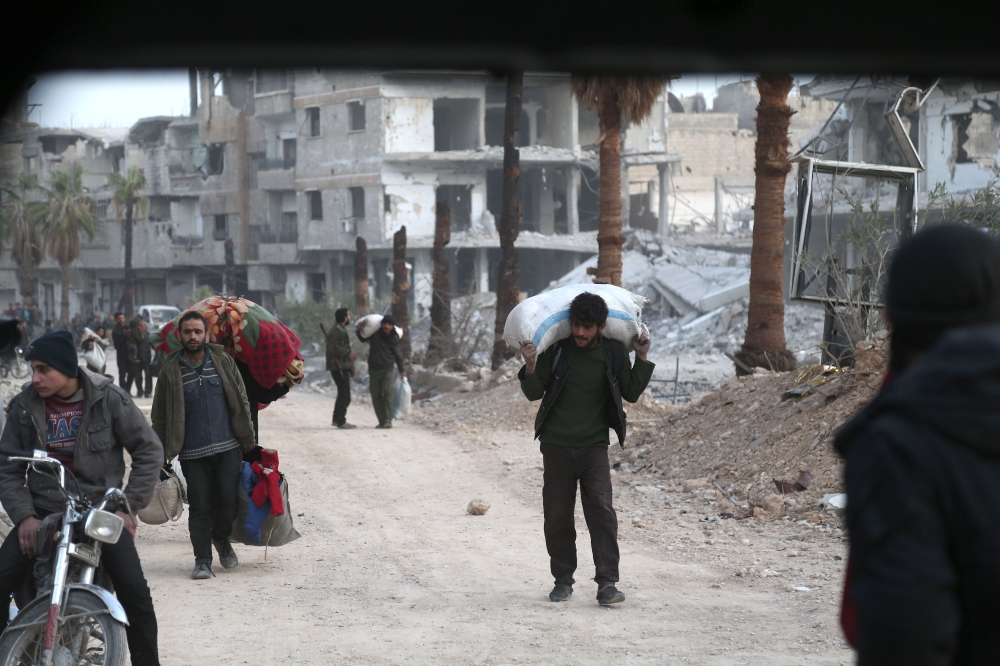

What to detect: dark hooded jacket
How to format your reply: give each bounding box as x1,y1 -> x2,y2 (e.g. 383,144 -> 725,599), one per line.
835,324 -> 1000,666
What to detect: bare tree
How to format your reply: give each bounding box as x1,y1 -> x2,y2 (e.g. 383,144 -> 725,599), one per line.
427,201 -> 453,364
354,236 -> 370,316
392,225 -> 411,360
491,70 -> 523,370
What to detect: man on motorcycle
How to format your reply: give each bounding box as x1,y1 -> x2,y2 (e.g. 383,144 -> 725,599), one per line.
0,331 -> 163,665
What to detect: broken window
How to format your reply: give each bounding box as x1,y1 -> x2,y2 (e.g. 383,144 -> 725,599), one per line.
307,107 -> 321,137
349,187 -> 365,219
206,144 -> 225,175
213,215 -> 228,241
282,138 -> 296,168
308,273 -> 326,303
436,185 -> 472,231
433,99 -> 480,151
348,101 -> 366,132
384,193 -> 392,214
256,69 -> 288,95
309,190 -> 323,221
953,109 -> 1000,167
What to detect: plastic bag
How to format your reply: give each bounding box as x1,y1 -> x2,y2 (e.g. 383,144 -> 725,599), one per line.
394,377 -> 412,420
356,314 -> 404,340
81,345 -> 105,373
502,284 -> 646,355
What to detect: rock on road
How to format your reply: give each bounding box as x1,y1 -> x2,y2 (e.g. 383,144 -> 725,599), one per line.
135,391 -> 847,665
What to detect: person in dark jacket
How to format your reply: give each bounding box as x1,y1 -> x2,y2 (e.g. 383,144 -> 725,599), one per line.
129,319 -> 153,399
0,331 -> 163,665
356,314 -> 406,429
519,292 -> 653,606
835,224 -> 1000,666
111,311 -> 130,390
324,308 -> 357,429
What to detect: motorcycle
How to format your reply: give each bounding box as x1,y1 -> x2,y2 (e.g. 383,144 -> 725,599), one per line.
0,447 -> 131,666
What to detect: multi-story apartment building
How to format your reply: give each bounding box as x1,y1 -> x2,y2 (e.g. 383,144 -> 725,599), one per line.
2,69 -> 684,320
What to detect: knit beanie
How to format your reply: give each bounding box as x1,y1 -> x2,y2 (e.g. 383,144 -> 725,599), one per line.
886,223 -> 1000,348
25,331 -> 79,378
382,314 -> 396,326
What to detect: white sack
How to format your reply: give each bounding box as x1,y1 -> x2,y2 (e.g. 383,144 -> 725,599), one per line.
357,314 -> 404,340
502,284 -> 646,355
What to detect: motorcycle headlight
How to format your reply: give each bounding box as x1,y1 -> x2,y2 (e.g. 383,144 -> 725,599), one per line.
84,510 -> 124,544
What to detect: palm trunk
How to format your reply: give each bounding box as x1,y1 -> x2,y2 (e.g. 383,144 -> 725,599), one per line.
736,74 -> 797,375
490,70 -> 523,371
354,236 -> 370,316
588,97 -> 624,286
18,257 -> 37,309
391,226 -> 411,361
427,201 -> 453,364
122,200 -> 135,319
59,259 -> 71,325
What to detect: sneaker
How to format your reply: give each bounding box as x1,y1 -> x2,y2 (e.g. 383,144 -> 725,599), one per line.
382,421 -> 393,429
375,423 -> 386,429
191,562 -> 214,580
213,539 -> 238,569
337,423 -> 357,429
596,585 -> 626,606
549,583 -> 573,602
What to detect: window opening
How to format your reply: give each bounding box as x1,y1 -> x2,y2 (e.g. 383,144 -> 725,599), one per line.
309,190 -> 323,220
348,101 -> 366,132
213,215 -> 228,241
307,107 -> 320,137
349,187 -> 365,219
206,144 -> 225,175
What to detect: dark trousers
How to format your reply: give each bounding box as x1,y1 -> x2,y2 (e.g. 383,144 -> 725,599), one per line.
180,446 -> 242,564
128,360 -> 152,396
540,442 -> 620,587
369,368 -> 395,425
117,349 -> 129,390
331,370 -> 352,425
0,523 -> 160,665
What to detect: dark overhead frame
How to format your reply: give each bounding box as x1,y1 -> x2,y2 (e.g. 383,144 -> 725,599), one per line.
3,0 -> 1000,115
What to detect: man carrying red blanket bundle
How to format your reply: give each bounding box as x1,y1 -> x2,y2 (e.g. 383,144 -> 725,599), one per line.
151,311 -> 255,580
836,224 -> 1000,665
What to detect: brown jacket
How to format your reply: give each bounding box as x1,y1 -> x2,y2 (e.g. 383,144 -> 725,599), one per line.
0,369 -> 163,525
150,344 -> 255,461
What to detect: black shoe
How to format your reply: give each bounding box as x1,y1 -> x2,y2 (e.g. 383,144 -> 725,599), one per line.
337,423 -> 357,429
144,392 -> 152,398
549,583 -> 573,602
191,562 -> 214,580
213,539 -> 238,569
382,421 -> 393,429
597,585 -> 626,606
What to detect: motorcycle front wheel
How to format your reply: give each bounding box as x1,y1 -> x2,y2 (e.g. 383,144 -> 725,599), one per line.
0,590 -> 127,665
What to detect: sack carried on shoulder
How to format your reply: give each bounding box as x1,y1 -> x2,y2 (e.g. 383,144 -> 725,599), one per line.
137,472 -> 185,525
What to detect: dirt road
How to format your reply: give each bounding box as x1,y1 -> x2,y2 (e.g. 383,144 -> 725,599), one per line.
134,390 -> 851,665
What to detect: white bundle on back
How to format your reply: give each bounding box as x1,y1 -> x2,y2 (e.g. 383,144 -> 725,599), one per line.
502,284 -> 646,355
357,314 -> 404,340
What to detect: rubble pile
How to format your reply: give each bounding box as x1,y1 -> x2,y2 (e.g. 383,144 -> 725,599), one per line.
620,332 -> 888,520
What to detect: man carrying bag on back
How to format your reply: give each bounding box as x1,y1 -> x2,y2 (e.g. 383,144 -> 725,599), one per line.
519,292 -> 654,607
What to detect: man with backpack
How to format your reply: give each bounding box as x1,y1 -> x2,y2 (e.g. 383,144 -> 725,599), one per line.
519,292 -> 653,606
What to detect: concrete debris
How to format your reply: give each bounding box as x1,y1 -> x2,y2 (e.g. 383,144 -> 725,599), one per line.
466,498 -> 491,515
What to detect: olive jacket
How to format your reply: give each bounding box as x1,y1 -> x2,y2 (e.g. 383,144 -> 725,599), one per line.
150,344 -> 255,461
325,323 -> 354,372
0,368 -> 163,526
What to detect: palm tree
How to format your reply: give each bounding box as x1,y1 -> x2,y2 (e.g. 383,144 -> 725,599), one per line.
109,166 -> 147,319
0,174 -> 44,310
571,75 -> 670,286
735,74 -> 798,375
34,166 -> 100,324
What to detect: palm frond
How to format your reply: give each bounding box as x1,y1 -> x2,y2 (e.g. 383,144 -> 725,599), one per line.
571,74 -> 674,124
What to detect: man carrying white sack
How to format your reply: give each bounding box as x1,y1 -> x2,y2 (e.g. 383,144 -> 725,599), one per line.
519,292 -> 653,606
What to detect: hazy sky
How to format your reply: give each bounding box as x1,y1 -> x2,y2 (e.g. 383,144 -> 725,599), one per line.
24,71 -> 780,130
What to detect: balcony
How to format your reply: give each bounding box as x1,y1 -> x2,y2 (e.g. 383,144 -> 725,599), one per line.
253,157 -> 296,190
249,224 -> 298,261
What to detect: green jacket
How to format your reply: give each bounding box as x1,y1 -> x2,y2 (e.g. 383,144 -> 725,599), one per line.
326,323 -> 354,371
151,343 -> 255,461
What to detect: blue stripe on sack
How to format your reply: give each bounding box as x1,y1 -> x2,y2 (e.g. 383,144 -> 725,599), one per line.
530,308 -> 637,349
